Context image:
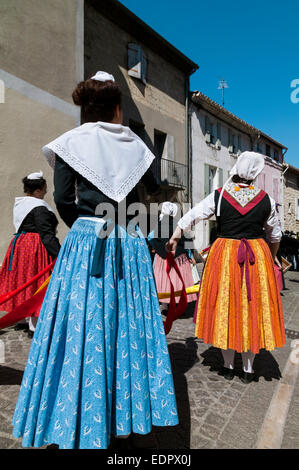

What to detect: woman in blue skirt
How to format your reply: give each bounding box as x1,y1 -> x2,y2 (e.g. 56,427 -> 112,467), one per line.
12,71 -> 178,449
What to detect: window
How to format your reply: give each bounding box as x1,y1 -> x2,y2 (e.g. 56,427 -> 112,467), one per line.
257,142 -> 263,154
154,130 -> 167,160
296,199 -> 299,220
228,129 -> 236,153
204,164 -> 223,196
266,144 -> 271,157
128,43 -> 147,84
273,178 -> 279,202
217,123 -> 222,141
274,150 -> 279,162
237,135 -> 242,153
258,173 -> 266,190
205,115 -> 215,144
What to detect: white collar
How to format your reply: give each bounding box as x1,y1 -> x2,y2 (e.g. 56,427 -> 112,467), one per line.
13,196 -> 54,232
42,121 -> 156,203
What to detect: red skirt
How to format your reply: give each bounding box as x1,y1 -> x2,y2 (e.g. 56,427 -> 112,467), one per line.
0,233 -> 52,313
154,252 -> 198,303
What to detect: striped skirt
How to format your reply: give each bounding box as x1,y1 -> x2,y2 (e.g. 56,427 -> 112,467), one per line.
195,237 -> 285,354
153,253 -> 198,304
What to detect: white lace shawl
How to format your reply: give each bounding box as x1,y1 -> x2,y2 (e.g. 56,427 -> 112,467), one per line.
42,121 -> 155,203
13,197 -> 55,232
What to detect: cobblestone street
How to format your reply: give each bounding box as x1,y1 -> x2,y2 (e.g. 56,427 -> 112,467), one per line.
0,271 -> 298,450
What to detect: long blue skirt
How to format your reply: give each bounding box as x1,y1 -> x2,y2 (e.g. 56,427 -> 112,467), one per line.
12,218 -> 178,449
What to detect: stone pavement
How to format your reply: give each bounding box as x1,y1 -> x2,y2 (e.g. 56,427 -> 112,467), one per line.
0,271 -> 298,450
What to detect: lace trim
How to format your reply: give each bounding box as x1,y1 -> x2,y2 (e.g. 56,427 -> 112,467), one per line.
225,183 -> 261,208
43,143 -> 155,203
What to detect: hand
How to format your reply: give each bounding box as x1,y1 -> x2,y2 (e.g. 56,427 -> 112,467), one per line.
190,258 -> 196,265
165,238 -> 178,254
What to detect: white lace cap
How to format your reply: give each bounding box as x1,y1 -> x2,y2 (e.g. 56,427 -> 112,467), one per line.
27,171 -> 43,180
159,202 -> 178,221
91,71 -> 115,82
230,151 -> 265,180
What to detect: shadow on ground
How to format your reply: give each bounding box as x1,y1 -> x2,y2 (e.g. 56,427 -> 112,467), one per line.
0,366 -> 24,386
128,337 -> 198,449
200,346 -> 282,381
153,337 -> 199,449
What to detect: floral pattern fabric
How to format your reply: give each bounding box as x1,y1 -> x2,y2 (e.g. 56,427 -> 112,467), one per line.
12,218 -> 178,449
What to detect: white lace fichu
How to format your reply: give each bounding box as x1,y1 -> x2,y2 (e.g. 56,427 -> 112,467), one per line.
42,122 -> 155,203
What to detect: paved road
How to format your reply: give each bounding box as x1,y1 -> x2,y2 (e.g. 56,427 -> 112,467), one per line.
0,271 -> 298,449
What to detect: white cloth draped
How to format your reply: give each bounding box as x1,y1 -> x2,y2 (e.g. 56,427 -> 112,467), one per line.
42,121 -> 155,203
13,196 -> 55,232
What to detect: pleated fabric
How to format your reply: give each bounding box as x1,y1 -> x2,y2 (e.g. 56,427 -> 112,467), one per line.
195,237 -> 285,354
0,233 -> 52,312
12,218 -> 178,449
153,253 -> 198,303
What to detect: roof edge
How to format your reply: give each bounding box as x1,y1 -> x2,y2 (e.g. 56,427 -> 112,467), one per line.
88,0 -> 199,75
191,91 -> 287,150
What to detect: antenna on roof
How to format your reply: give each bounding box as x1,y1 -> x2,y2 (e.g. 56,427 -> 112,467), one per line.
218,79 -> 229,107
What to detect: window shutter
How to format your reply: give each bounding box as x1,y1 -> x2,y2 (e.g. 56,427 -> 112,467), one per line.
165,135 -> 174,160
218,168 -> 223,188
217,123 -> 221,141
141,50 -> 147,84
128,43 -> 141,79
205,115 -> 209,135
238,135 -> 242,152
273,178 -> 279,202
204,164 -> 210,196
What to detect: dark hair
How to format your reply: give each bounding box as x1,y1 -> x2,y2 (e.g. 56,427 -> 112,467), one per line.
23,176 -> 46,194
72,78 -> 122,123
232,174 -> 253,185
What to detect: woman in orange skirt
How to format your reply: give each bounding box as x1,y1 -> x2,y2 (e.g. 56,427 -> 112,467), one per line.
167,152 -> 285,384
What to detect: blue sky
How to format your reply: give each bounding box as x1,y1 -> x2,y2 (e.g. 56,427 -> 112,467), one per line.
119,0 -> 299,167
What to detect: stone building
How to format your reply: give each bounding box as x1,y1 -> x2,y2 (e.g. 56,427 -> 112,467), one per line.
84,0 -> 198,207
190,92 -> 287,251
283,164 -> 299,234
0,0 -> 198,259
0,0 -> 83,259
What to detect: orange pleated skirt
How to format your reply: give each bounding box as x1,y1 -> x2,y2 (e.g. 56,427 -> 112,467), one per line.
195,237 -> 285,354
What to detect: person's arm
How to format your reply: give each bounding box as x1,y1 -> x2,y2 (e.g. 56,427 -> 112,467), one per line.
32,207 -> 61,259
53,155 -> 79,228
264,196 -> 282,261
166,192 -> 215,253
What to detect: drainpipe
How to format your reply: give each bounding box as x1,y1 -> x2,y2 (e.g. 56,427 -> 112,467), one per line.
281,163 -> 289,232
185,74 -> 190,203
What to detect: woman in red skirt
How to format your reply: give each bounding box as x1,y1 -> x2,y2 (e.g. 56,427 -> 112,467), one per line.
0,171 -> 60,337
148,202 -> 197,311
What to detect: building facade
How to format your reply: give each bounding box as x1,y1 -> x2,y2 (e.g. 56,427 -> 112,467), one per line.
84,0 -> 198,207
190,92 -> 287,251
0,0 -> 198,260
283,164 -> 299,234
0,0 -> 83,259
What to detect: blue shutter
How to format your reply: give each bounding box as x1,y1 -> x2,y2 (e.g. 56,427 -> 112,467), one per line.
128,43 -> 141,79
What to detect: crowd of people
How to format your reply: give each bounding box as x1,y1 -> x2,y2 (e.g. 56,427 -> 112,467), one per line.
0,71 -> 286,450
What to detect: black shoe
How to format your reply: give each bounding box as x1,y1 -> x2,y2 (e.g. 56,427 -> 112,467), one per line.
27,330 -> 34,339
14,323 -> 29,331
240,371 -> 255,384
218,367 -> 234,380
